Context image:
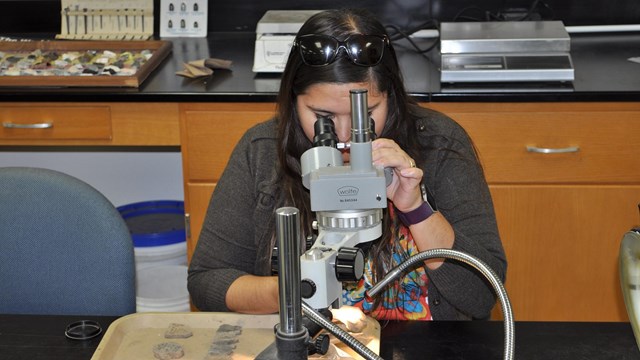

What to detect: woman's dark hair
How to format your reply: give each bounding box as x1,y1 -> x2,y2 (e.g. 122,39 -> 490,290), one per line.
275,8 -> 421,314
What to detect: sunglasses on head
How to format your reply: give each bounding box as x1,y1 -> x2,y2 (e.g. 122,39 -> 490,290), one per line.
294,34 -> 389,67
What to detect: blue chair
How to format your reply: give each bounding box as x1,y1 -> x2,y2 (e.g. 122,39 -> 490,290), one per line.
0,167 -> 136,316
620,227 -> 640,351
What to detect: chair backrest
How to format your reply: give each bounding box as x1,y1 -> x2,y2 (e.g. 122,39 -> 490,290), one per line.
620,227 -> 640,351
0,167 -> 136,316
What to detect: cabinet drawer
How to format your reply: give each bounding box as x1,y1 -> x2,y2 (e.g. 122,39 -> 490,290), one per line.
0,106 -> 111,141
427,103 -> 640,183
181,103 -> 275,181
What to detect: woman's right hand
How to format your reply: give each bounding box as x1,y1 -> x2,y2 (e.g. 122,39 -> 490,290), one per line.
330,305 -> 368,333
372,138 -> 424,213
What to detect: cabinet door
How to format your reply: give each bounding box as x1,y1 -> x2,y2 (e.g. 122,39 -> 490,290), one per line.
426,102 -> 640,321
180,103 -> 276,256
490,185 -> 640,321
185,183 -> 215,262
181,103 -> 276,182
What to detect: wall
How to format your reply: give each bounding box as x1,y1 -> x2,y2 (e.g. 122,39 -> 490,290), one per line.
1,0 -> 639,35
207,0 -> 640,32
0,150 -> 184,207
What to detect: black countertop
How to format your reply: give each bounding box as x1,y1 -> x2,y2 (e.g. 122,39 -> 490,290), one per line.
1,314 -> 639,359
1,31 -> 640,103
380,320 -> 640,359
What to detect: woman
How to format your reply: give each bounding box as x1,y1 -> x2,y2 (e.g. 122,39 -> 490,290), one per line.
188,8 -> 506,320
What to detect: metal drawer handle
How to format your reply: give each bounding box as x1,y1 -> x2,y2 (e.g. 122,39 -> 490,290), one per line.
526,145 -> 580,154
2,121 -> 53,129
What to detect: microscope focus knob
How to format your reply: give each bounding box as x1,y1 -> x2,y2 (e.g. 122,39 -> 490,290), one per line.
308,333 -> 331,355
305,234 -> 316,250
335,247 -> 365,282
301,279 -> 317,299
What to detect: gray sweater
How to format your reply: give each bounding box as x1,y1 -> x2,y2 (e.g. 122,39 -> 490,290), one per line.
188,105 -> 506,320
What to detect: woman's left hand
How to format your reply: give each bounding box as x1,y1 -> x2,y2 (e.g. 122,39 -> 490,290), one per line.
372,138 -> 423,212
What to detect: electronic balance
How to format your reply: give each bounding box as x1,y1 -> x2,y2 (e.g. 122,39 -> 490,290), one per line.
439,21 -> 574,84
252,10 -> 321,73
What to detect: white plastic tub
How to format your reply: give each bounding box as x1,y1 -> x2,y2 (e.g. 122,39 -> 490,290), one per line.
134,241 -> 187,271
136,265 -> 190,312
117,200 -> 188,270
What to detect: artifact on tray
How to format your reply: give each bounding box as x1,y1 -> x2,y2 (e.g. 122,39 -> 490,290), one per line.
152,342 -> 185,360
164,323 -> 193,339
0,40 -> 171,87
176,58 -> 232,79
204,323 -> 243,359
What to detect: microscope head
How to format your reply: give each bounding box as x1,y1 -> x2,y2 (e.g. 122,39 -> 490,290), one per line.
300,89 -> 388,214
298,89 -> 389,309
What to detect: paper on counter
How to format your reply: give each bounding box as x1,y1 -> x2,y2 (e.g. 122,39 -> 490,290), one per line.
176,58 -> 233,79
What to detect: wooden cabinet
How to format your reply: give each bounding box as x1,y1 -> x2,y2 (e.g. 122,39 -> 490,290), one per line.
179,103 -> 276,260
425,102 -> 640,321
0,102 -> 180,146
5,99 -> 638,321
178,101 -> 640,321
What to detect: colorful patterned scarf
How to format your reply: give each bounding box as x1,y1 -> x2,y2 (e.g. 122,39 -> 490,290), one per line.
341,206 -> 432,320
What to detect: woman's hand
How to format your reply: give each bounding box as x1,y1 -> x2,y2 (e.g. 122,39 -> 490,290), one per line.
371,138 -> 423,212
330,305 -> 368,333
372,138 -> 455,269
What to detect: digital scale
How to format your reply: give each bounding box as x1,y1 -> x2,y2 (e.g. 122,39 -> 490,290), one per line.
439,21 -> 574,83
252,10 -> 321,73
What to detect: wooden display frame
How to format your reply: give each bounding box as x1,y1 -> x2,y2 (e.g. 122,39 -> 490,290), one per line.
0,40 -> 172,88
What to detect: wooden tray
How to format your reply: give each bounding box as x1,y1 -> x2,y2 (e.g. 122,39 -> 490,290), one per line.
91,312 -> 380,360
0,40 -> 171,88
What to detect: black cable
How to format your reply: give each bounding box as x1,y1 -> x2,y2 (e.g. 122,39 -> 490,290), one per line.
384,23 -> 439,56
537,1 -> 556,20
451,1 -> 555,22
511,0 -> 541,21
452,6 -> 502,22
385,19 -> 438,41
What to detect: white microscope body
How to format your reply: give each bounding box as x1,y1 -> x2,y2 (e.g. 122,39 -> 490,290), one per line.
299,89 -> 389,310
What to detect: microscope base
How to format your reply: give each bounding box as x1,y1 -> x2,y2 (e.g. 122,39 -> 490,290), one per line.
255,329 -> 309,360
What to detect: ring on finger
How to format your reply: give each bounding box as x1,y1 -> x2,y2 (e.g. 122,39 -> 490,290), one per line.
408,158 -> 416,168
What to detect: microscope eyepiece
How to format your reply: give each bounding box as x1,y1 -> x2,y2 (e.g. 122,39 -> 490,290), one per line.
313,115 -> 338,148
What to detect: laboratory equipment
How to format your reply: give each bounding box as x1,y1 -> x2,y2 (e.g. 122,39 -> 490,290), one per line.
299,88 -> 388,310
440,21 -> 574,83
262,89 -> 514,360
